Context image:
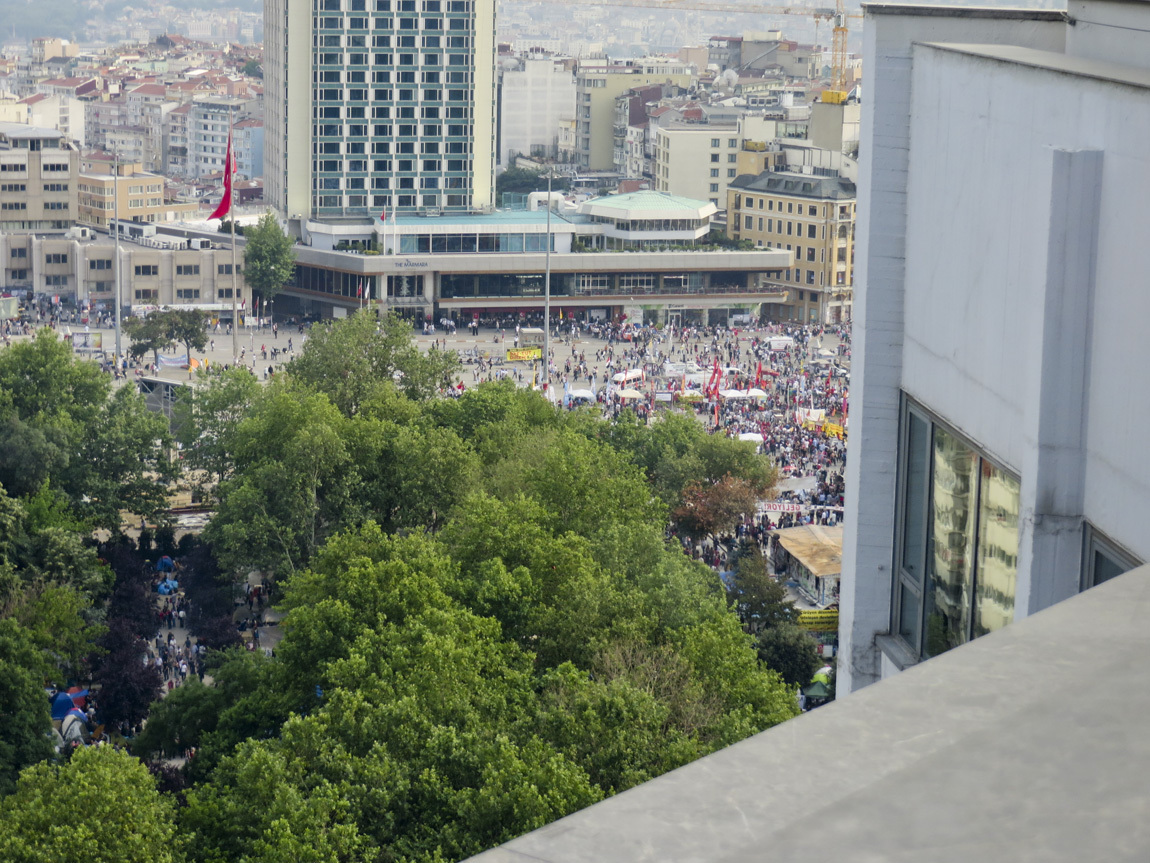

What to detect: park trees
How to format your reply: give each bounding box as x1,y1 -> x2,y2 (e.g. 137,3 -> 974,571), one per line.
242,212 -> 296,305
288,310 -> 459,410
173,366 -> 261,484
0,745 -> 181,863
0,331 -> 174,528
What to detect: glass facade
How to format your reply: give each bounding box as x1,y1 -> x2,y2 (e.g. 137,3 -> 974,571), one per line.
397,232 -> 552,253
312,0 -> 476,216
894,399 -> 1021,660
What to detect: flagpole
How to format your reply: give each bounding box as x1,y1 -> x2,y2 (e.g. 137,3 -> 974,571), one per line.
228,112 -> 238,363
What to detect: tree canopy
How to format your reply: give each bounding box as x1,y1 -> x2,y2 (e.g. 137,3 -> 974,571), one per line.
0,331 -> 174,528
242,212 -> 297,303
0,312 -> 800,863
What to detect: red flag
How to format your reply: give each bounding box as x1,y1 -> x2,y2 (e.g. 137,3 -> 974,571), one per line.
208,131 -> 234,221
357,279 -> 363,298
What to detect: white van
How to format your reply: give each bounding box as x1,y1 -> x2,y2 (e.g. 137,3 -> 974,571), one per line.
767,336 -> 795,352
612,368 -> 645,385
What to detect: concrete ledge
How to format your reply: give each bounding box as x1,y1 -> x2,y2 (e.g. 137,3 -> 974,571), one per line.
467,565 -> 1150,863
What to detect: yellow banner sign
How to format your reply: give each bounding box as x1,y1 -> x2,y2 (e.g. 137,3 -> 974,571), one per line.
506,347 -> 542,362
797,609 -> 840,631
802,420 -> 846,439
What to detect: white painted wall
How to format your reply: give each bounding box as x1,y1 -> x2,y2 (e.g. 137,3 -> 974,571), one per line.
499,58 -> 576,167
839,6 -> 1070,694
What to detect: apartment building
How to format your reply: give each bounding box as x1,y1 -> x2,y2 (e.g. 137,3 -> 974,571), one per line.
189,96 -> 254,179
726,169 -> 855,323
653,124 -> 741,207
76,160 -> 198,229
164,103 -> 191,177
498,56 -> 575,167
574,59 -> 695,171
0,122 -> 78,232
234,117 -> 264,179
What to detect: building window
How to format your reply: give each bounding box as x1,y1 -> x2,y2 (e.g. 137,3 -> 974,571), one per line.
710,183 -> 719,193
893,399 -> 1021,660
11,247 -> 26,258
44,274 -> 67,287
176,288 -> 201,299
1082,527 -> 1141,590
134,289 -> 158,300
46,253 -> 68,264
710,138 -> 719,147
176,264 -> 200,276
89,259 -> 112,270
727,169 -> 736,178
710,168 -> 719,178
709,153 -> 719,163
218,264 -> 238,275
744,215 -> 752,229
134,265 -> 158,276
727,153 -> 737,163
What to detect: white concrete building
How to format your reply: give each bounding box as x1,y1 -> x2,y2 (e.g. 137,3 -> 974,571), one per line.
498,57 -> 575,167
839,0 -> 1150,693
653,123 -> 741,208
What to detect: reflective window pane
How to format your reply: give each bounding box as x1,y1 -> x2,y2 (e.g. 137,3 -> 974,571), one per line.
924,427 -> 977,658
973,463 -> 1020,637
901,411 -> 930,582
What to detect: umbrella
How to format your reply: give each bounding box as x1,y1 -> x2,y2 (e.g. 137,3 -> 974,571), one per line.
737,433 -> 764,442
569,388 -> 594,400
617,388 -> 643,399
746,387 -> 768,397
720,389 -> 749,399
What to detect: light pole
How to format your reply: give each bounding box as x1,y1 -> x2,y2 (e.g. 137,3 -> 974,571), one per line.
543,169 -> 552,397
112,157 -> 122,365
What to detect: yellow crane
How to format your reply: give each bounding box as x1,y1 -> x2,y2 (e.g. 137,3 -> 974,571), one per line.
524,0 -> 861,99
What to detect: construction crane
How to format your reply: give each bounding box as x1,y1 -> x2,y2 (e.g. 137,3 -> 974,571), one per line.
522,0 -> 861,99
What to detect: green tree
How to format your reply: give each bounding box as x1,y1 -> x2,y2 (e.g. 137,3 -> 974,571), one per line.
0,620 -> 54,795
165,308 -> 210,369
495,166 -> 570,196
242,58 -> 262,78
174,366 -> 261,484
729,546 -> 797,633
756,623 -> 821,688
289,310 -> 459,409
123,313 -> 174,367
0,745 -> 182,863
204,381 -> 351,574
0,331 -> 174,528
242,212 -> 296,304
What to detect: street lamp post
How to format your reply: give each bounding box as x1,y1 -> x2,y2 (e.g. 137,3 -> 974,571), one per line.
112,158 -> 122,366
543,169 -> 552,398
